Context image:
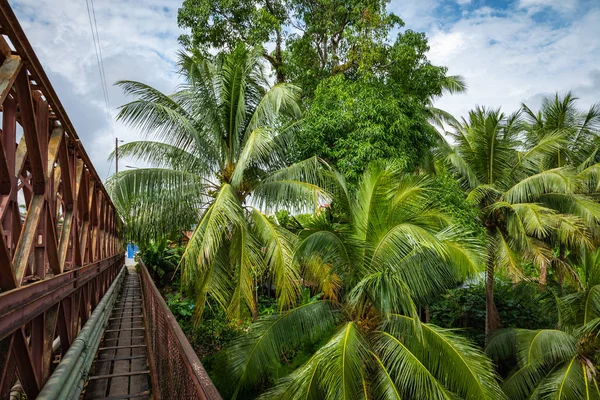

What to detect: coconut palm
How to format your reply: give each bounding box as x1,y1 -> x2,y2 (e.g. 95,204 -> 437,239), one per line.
487,248 -> 600,399
522,93 -> 600,286
220,162 -> 505,399
436,106 -> 600,335
109,44 -> 328,320
522,92 -> 600,171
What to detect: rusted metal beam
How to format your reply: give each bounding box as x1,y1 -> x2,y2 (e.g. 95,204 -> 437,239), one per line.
0,254 -> 123,341
0,55 -> 21,107
13,328 -> 41,398
14,69 -> 44,194
12,194 -> 44,285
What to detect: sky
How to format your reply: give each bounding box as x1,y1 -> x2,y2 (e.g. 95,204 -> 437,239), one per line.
9,0 -> 600,181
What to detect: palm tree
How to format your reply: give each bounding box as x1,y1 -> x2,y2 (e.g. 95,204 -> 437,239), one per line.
522,92 -> 600,171
220,163 -> 505,399
487,248 -> 600,399
436,106 -> 598,335
522,93 -> 600,286
109,44 -> 328,320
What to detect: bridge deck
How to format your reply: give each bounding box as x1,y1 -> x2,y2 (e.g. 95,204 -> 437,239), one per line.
83,268 -> 151,400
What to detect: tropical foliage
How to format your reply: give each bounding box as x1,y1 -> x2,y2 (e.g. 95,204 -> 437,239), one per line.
216,163 -> 504,399
109,44 -> 328,321
110,0 -> 600,397
487,249 -> 600,399
436,106 -> 600,334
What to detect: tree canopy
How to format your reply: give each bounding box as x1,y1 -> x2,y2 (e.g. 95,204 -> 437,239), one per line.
177,0 -> 450,97
296,74 -> 437,185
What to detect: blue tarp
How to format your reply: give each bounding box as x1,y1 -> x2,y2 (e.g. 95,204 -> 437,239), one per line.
127,243 -> 139,258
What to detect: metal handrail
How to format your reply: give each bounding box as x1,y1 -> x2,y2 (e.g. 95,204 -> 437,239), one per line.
37,266 -> 126,400
139,260 -> 222,400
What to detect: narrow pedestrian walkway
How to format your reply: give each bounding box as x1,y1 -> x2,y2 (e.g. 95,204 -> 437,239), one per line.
83,268 -> 151,399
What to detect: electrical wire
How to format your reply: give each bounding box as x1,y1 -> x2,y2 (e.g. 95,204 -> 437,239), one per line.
85,0 -> 113,127
85,0 -> 117,180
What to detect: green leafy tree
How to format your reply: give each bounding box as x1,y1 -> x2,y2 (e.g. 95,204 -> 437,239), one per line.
437,106 -> 600,335
219,163 -> 505,399
296,74 -> 438,185
487,248 -> 600,399
178,0 -> 288,81
293,27 -> 467,184
109,44 -> 327,320
177,0 -> 403,91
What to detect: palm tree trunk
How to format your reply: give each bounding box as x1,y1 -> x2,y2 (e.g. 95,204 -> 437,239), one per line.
485,249 -> 499,337
540,261 -> 547,286
558,247 -> 565,296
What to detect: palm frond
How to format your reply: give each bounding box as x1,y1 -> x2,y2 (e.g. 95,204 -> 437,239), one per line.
181,185 -> 244,317
107,168 -> 206,242
252,157 -> 332,213
227,226 -> 264,319
372,330 -> 453,400
384,314 -> 505,399
245,82 -> 302,135
224,301 -> 335,399
503,168 -> 574,204
251,209 -> 300,311
536,356 -> 597,400
111,140 -> 211,174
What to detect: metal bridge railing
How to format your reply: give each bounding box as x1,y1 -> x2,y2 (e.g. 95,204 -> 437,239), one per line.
138,260 -> 222,400
36,266 -> 126,400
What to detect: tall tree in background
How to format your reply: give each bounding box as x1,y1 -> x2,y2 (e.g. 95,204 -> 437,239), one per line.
220,163 -> 504,399
437,107 -> 599,336
295,30 -> 465,184
177,0 -> 402,92
109,44 -> 328,320
521,93 -> 600,286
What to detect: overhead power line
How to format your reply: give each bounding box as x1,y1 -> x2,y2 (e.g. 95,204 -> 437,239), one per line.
85,0 -> 113,127
85,0 -> 117,180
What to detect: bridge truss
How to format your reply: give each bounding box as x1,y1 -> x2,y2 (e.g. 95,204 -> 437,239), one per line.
0,1 -> 123,398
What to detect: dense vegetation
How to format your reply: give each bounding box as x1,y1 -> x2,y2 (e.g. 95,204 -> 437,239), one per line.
108,1 -> 600,398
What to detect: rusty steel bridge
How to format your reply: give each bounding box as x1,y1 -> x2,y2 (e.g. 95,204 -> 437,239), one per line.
0,1 -> 220,398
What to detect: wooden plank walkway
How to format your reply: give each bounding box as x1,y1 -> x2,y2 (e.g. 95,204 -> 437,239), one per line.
83,269 -> 151,400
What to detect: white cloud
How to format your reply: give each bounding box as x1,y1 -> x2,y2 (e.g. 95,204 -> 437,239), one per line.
427,5 -> 600,121
518,0 -> 579,13
387,0 -> 442,30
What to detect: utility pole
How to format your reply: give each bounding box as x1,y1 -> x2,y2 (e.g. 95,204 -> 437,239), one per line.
115,137 -> 119,174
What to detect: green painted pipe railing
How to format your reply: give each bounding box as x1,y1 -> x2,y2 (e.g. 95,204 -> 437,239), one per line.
37,266 -> 126,400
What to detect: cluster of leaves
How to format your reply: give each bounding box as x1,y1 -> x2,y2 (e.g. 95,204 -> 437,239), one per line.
430,280 -> 558,347
167,293 -> 244,360
137,238 -> 184,287
296,74 -> 437,185
428,170 -> 484,238
177,0 -> 403,92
